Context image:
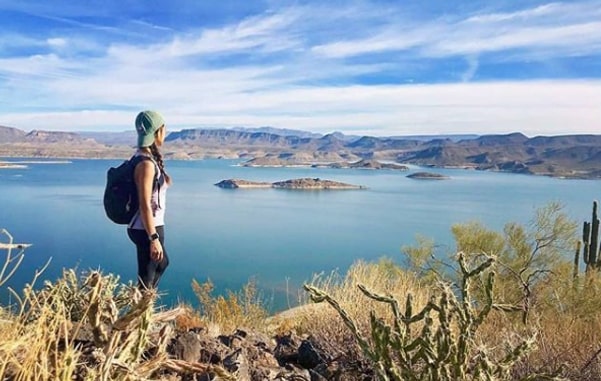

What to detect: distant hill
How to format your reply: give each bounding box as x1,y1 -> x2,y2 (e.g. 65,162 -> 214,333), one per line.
165,128 -> 314,148
0,125 -> 27,143
0,127 -> 119,158
79,131 -> 136,146
392,134 -> 479,142
2,125 -> 601,178
25,130 -> 97,144
229,126 -> 322,139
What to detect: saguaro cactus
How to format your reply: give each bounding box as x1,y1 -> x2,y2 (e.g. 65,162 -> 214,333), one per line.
577,201 -> 601,275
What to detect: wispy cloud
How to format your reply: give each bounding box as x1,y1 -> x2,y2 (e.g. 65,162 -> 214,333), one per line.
0,0 -> 600,136
313,1 -> 601,59
461,56 -> 479,82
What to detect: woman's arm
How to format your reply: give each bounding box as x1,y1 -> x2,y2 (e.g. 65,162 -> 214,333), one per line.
134,160 -> 164,262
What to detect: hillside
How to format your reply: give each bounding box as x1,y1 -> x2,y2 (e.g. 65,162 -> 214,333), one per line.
0,125 -> 27,143
2,125 -> 601,178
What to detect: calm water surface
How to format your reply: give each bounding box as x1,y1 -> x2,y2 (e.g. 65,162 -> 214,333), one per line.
0,159 -> 598,311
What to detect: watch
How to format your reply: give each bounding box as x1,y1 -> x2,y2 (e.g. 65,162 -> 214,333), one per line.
149,233 -> 160,242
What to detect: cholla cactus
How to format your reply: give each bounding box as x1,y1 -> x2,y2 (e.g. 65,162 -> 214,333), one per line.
305,252 -> 563,381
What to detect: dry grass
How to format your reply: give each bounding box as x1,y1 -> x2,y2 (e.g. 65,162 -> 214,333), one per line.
273,258 -> 431,354
191,277 -> 269,334
476,280 -> 601,380
0,269 -> 234,381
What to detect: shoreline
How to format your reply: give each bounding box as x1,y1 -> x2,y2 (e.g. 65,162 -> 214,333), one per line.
1,154 -> 599,180
1,160 -> 72,164
0,160 -> 72,169
0,164 -> 28,169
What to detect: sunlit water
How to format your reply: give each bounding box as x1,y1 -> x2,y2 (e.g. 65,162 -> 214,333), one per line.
0,158 -> 598,311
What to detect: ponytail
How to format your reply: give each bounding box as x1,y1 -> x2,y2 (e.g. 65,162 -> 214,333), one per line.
150,143 -> 172,185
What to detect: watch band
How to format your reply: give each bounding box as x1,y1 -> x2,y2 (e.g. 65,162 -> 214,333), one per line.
149,233 -> 160,242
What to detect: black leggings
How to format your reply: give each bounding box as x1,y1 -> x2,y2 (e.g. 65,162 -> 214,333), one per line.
127,226 -> 170,289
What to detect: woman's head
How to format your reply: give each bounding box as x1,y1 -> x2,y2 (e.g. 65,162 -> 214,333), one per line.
135,110 -> 165,148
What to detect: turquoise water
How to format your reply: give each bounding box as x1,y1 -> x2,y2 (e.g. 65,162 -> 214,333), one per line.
0,158 -> 599,311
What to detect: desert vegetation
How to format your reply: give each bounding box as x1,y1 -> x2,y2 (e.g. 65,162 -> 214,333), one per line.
2,202 -> 601,380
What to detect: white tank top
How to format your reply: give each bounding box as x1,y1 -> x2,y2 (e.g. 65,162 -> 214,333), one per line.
128,155 -> 168,230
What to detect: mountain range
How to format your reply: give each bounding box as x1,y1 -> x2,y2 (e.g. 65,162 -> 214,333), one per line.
1,124 -> 601,178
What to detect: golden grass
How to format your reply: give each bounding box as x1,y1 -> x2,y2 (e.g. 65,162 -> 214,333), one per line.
191,277 -> 269,334
0,269 -> 234,381
271,258 -> 431,353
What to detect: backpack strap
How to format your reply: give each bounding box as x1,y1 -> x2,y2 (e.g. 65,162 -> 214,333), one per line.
128,155 -> 161,228
130,155 -> 159,191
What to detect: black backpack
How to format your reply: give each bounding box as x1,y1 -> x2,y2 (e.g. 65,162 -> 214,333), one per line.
103,155 -> 156,225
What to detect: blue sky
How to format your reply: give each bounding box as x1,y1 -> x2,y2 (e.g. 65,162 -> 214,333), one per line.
1,0 -> 600,136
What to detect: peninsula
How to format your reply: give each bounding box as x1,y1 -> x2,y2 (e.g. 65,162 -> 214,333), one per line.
0,162 -> 27,169
215,178 -> 366,190
241,157 -> 409,171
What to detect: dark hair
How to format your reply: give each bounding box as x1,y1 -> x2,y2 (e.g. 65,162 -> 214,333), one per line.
150,143 -> 172,185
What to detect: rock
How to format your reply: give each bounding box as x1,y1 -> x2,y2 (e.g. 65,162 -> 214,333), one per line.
274,333 -> 301,365
199,337 -> 230,364
406,172 -> 450,180
223,348 -> 251,380
169,331 -> 231,364
217,328 -> 286,380
171,332 -> 202,363
298,339 -> 324,369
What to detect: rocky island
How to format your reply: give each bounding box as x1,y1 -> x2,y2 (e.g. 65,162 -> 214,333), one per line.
406,172 -> 450,180
215,178 -> 365,190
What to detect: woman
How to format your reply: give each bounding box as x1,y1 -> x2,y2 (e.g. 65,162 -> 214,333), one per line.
127,110 -> 171,289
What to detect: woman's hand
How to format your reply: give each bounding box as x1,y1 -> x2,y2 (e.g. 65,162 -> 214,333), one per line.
150,239 -> 164,262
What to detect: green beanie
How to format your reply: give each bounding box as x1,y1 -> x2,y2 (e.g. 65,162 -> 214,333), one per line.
135,110 -> 165,147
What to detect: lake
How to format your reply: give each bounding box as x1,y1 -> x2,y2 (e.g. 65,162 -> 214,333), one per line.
0,158 -> 599,311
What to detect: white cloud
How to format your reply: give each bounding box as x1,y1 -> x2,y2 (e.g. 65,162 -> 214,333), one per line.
1,1 -> 600,137
312,1 -> 601,59
3,81 -> 600,137
429,21 -> 601,57
465,2 -> 567,23
47,38 -> 67,48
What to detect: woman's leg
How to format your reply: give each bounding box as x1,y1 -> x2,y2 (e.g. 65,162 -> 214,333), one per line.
153,226 -> 170,286
127,226 -> 170,289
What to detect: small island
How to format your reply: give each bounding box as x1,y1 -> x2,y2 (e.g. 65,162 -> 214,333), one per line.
406,172 -> 450,180
215,178 -> 366,190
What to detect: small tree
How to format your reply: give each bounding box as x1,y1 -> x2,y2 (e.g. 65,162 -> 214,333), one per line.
403,202 -> 578,322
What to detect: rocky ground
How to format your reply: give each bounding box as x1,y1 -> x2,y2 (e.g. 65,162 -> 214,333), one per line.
65,312 -> 370,381
163,327 -> 369,380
